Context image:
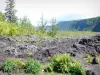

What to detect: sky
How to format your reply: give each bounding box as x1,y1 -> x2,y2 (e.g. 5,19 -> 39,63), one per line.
0,0 -> 100,26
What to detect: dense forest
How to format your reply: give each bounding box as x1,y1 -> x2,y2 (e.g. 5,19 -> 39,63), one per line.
57,16 -> 100,31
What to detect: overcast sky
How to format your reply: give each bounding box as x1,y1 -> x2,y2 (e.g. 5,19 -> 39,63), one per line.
0,0 -> 100,26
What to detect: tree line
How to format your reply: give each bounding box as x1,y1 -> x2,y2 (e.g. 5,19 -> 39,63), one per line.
0,0 -> 58,37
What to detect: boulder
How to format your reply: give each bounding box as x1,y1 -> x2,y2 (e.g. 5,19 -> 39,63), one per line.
92,57 -> 99,64
86,70 -> 96,75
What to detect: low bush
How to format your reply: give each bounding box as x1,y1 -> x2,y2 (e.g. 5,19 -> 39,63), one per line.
0,20 -> 35,36
69,60 -> 85,75
2,58 -> 25,73
52,54 -> 71,73
24,59 -> 41,74
27,51 -> 33,57
45,53 -> 85,75
47,31 -> 56,37
44,63 -> 53,72
85,53 -> 93,63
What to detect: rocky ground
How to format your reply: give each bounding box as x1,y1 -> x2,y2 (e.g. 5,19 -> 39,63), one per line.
0,34 -> 100,75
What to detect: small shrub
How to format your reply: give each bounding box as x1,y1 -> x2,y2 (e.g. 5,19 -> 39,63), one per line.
47,31 -> 56,37
45,54 -> 72,73
52,54 -> 71,73
8,24 -> 19,36
0,18 -> 35,36
47,18 -> 58,37
24,59 -> 41,74
2,59 -> 16,72
13,59 -> 25,70
27,52 -> 33,57
69,60 -> 85,75
0,12 -> 5,21
45,53 -> 85,75
2,58 -> 25,73
48,56 -> 52,61
44,63 -> 53,72
85,54 -> 93,63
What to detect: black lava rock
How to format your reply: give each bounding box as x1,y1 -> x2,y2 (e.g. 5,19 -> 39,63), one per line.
92,57 -> 99,64
86,70 -> 96,75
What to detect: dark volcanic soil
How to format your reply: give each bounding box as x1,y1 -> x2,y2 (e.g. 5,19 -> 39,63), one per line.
0,34 -> 100,75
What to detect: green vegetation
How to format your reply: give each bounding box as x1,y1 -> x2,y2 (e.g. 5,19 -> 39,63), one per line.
84,53 -> 93,64
0,0 -> 99,75
0,0 -> 97,37
24,59 -> 41,74
1,58 -> 41,74
5,0 -> 17,22
0,12 -> 58,37
2,58 -> 25,73
57,16 -> 100,32
0,12 -> 5,21
0,21 -> 35,36
0,12 -> 35,36
45,53 -> 85,75
0,20 -> 95,37
27,51 -> 33,57
37,13 -> 47,34
84,54 -> 100,64
1,54 -> 86,75
69,60 -> 85,75
56,31 -> 96,37
47,18 -> 58,37
0,11 -> 96,37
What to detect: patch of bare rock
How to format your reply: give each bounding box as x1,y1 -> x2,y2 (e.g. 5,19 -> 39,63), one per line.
0,34 -> 100,75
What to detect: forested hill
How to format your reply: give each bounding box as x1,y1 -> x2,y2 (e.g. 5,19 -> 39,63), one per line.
57,16 -> 100,32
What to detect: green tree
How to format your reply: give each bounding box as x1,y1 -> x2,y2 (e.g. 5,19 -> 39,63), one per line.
37,13 -> 47,33
47,18 -> 58,37
18,16 -> 35,34
0,12 -> 5,21
5,0 -> 17,22
19,16 -> 32,26
51,18 -> 58,32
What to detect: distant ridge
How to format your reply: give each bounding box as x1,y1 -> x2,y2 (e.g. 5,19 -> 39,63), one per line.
57,16 -> 100,32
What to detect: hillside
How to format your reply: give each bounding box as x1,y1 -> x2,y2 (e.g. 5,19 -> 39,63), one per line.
57,16 -> 100,31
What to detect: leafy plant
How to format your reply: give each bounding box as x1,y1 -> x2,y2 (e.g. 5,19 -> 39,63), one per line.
37,13 -> 47,34
2,58 -> 25,73
52,54 -> 71,73
5,0 -> 17,23
24,59 -> 41,74
0,20 -> 35,36
47,31 -> 57,37
44,63 -> 53,72
45,53 -> 85,75
48,56 -> 52,61
13,58 -> 25,70
69,60 -> 85,75
47,18 -> 58,37
85,53 -> 93,63
0,12 -> 5,21
2,59 -> 15,72
27,51 -> 33,57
